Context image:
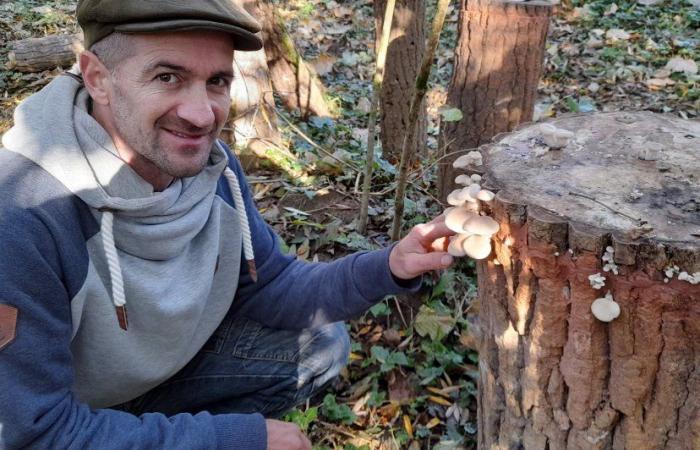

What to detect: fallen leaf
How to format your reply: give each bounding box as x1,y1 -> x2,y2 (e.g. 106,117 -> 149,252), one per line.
606,29 -> 631,41
388,371 -> 416,404
664,57 -> 698,75
308,54 -> 337,76
646,78 -> 675,89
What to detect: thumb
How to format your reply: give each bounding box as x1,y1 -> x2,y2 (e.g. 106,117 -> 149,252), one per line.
401,251 -> 454,279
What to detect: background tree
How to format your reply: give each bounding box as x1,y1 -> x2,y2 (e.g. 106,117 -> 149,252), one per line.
438,0 -> 552,200
374,0 -> 427,165
257,0 -> 333,119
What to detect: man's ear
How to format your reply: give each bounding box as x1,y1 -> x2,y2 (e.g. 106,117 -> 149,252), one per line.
79,51 -> 111,106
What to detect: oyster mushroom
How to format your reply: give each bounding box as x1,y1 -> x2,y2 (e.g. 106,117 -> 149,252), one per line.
453,151 -> 483,168
540,123 -> 574,149
476,189 -> 496,202
455,174 -> 472,185
463,234 -> 492,259
464,215 -> 500,236
445,207 -> 476,233
591,292 -> 620,322
448,234 -> 471,257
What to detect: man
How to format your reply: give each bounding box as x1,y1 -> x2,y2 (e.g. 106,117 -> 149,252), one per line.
0,1 -> 454,449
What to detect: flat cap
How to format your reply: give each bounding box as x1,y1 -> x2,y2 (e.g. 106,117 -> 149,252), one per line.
77,0 -> 263,51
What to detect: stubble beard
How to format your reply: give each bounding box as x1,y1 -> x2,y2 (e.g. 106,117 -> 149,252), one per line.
111,92 -> 215,180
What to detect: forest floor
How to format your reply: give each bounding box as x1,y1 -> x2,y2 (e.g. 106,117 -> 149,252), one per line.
1,0 -> 698,449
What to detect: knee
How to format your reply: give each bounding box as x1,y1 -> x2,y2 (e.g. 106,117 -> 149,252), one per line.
302,322 -> 350,380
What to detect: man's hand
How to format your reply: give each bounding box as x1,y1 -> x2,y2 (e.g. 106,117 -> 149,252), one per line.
389,215 -> 456,280
266,419 -> 312,450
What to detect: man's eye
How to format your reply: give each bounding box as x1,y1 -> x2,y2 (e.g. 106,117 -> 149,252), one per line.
209,77 -> 230,88
157,74 -> 178,84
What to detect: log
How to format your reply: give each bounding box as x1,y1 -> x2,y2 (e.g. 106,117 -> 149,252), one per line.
470,111 -> 700,449
7,34 -> 83,73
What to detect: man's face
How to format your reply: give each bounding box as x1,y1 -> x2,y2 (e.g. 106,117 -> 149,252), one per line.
105,31 -> 234,181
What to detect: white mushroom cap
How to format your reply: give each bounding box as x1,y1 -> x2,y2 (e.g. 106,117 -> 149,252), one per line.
464,215 -> 500,236
445,207 -> 476,233
447,190 -> 466,206
453,151 -> 483,168
476,189 -> 495,202
463,234 -> 492,259
447,234 -> 470,257
467,183 -> 481,198
455,174 -> 472,185
591,293 -> 620,322
470,174 -> 482,183
540,123 -> 575,149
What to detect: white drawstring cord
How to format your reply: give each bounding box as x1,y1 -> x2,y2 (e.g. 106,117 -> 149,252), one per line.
101,210 -> 128,330
99,162 -> 257,331
223,167 -> 257,282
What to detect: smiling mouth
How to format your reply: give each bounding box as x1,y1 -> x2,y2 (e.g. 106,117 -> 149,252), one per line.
165,129 -> 208,139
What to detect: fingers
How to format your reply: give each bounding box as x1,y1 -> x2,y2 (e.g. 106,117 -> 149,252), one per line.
411,221 -> 455,248
400,251 -> 454,279
430,236 -> 450,253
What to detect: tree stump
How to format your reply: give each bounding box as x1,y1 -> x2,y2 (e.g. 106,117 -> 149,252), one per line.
473,111 -> 699,450
7,34 -> 83,73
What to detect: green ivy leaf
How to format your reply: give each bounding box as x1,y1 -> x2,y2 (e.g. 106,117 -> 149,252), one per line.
414,305 -> 456,341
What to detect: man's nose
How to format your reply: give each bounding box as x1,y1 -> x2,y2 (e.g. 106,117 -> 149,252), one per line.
177,85 -> 216,129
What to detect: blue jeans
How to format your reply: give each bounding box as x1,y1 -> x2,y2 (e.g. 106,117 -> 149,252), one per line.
114,314 -> 350,418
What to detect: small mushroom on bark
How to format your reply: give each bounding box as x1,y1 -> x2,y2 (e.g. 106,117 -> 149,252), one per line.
476,189 -> 496,202
590,292 -> 620,322
453,151 -> 483,168
455,174 -> 472,185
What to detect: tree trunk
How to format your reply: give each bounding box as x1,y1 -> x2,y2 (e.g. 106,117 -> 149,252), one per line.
438,0 -> 552,201
223,0 -> 281,171
7,34 -> 83,73
467,111 -> 700,450
374,0 -> 427,165
258,1 -> 332,119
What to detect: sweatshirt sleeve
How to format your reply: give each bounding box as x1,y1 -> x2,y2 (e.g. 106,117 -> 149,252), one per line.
223,147 -> 422,330
0,205 -> 266,450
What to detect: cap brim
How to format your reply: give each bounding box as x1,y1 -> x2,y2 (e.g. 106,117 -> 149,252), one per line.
114,19 -> 263,51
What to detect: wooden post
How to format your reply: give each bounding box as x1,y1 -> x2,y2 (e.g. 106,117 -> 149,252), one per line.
471,112 -> 699,449
438,0 -> 552,201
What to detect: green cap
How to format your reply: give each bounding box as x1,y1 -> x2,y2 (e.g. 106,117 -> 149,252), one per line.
77,0 -> 263,51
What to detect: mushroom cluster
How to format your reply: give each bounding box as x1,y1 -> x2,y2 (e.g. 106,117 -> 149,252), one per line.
445,163 -> 499,260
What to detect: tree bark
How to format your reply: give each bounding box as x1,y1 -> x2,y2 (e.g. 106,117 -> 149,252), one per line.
223,0 -> 281,170
7,34 -> 83,73
374,0 -> 427,165
257,1 -> 332,119
438,0 -> 552,201
466,111 -> 700,450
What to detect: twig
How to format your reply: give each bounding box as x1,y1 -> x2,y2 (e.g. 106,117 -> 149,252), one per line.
358,0 -> 397,233
568,191 -> 643,224
393,296 -> 408,329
